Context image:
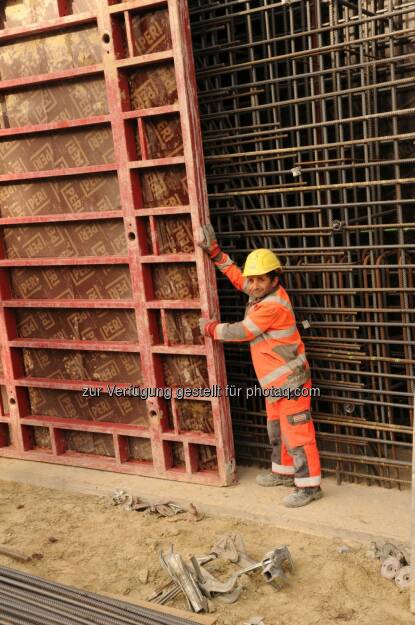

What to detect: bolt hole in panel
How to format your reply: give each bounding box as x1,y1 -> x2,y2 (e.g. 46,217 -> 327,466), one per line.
0,0 -> 235,485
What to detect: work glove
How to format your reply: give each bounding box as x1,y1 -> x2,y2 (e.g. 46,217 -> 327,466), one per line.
199,317 -> 219,337
197,223 -> 221,259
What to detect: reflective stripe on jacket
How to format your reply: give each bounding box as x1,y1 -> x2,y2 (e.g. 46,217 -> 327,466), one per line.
213,251 -> 310,398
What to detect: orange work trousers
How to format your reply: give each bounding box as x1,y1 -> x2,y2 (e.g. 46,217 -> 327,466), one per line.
265,382 -> 321,488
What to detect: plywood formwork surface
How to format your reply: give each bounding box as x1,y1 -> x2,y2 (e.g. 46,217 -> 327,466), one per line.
0,0 -> 235,486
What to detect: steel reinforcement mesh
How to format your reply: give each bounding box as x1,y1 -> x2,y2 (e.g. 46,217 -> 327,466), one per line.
190,0 -> 415,487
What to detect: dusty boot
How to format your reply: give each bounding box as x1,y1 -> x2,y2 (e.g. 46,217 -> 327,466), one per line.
256,472 -> 295,487
282,486 -> 323,507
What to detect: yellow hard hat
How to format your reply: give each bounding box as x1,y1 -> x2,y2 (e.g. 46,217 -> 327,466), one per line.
242,249 -> 282,277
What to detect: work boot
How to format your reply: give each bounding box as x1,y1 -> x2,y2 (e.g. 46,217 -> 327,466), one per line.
256,472 -> 295,487
282,486 -> 323,508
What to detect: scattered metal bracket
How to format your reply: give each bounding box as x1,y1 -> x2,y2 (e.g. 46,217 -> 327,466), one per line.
110,490 -> 185,516
159,546 -> 210,613
152,537 -> 294,612
209,534 -> 256,568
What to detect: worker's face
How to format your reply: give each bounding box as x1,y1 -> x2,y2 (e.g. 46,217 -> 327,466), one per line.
247,274 -> 279,298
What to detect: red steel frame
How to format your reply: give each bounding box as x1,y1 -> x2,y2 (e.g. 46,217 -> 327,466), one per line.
0,0 -> 236,486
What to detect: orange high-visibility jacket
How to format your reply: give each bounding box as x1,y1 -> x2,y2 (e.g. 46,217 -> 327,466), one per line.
213,251 -> 310,400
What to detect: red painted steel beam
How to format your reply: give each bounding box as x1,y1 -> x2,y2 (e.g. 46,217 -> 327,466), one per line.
140,254 -> 195,263
0,164 -> 117,183
96,1 -> 181,477
129,156 -> 185,168
23,416 -> 149,436
0,65 -> 104,92
123,104 -> 180,119
0,445 -> 222,484
1,300 -> 136,309
135,206 -> 191,217
0,212 -> 122,227
9,339 -> 141,352
0,294 -> 23,453
145,300 -> 201,309
14,378 -> 143,392
123,8 -> 135,57
20,416 -> 218,446
163,432 -> 216,445
0,257 -> 129,267
0,116 -> 111,139
109,0 -> 168,14
0,12 -> 96,42
151,345 -> 206,355
116,50 -> 174,69
167,0 -> 235,485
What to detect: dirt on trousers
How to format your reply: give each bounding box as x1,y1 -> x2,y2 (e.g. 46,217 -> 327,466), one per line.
0,480 -> 413,625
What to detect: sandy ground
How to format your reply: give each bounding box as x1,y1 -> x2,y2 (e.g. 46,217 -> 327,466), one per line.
0,480 -> 413,625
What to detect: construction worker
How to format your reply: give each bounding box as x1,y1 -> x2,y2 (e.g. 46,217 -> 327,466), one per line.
198,224 -> 322,507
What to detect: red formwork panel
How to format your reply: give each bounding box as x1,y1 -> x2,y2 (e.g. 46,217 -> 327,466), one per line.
0,0 -> 236,486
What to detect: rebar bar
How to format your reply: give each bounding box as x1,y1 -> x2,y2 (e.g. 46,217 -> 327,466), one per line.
0,567 -> 203,625
190,0 -> 415,488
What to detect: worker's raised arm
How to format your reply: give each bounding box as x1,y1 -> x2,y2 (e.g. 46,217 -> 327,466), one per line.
200,300 -> 282,343
197,224 -> 249,293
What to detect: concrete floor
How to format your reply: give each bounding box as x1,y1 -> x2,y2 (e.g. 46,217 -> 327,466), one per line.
0,458 -> 410,545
